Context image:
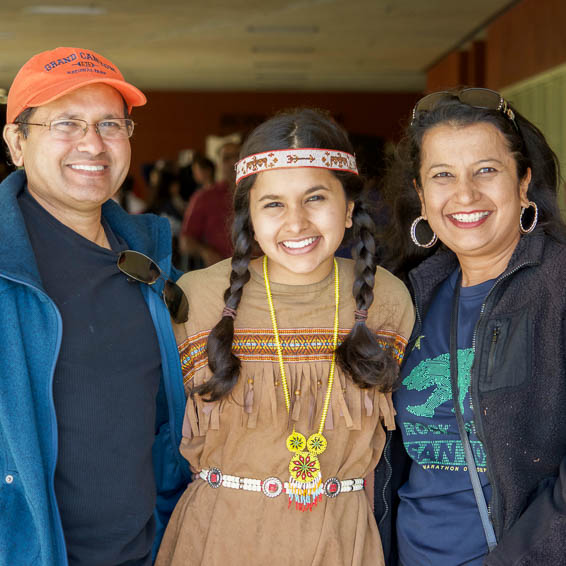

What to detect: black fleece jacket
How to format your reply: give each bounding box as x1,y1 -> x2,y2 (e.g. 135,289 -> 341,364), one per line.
374,230 -> 566,566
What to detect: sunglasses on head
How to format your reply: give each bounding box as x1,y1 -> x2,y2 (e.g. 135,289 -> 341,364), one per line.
117,250 -> 188,324
411,87 -> 517,129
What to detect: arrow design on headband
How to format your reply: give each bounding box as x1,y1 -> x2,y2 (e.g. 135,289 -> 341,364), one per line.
286,154 -> 316,163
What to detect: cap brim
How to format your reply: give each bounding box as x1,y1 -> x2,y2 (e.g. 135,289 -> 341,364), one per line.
28,76 -> 146,109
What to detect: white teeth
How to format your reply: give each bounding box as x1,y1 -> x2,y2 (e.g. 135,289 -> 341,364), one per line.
451,211 -> 490,223
282,237 -> 317,249
70,164 -> 105,171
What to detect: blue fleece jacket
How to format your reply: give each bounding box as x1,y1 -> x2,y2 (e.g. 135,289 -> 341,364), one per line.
0,170 -> 191,566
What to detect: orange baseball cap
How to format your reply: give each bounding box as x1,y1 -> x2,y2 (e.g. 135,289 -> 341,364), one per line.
6,46 -> 147,124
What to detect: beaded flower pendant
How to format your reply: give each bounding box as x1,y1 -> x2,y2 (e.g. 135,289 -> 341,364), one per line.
286,431 -> 327,511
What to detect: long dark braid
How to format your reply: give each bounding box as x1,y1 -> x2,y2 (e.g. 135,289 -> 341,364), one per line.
196,108 -> 400,401
335,197 -> 399,391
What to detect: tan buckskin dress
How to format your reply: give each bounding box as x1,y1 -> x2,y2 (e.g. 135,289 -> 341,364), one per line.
156,257 -> 414,566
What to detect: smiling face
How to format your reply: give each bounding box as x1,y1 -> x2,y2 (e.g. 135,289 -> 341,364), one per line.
249,167 -> 354,284
416,122 -> 531,280
3,83 -> 131,220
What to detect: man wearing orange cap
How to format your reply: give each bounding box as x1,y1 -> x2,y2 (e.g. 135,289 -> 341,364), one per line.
0,47 -> 191,566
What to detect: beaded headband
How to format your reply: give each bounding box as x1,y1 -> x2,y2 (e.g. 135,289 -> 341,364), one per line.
235,148 -> 358,184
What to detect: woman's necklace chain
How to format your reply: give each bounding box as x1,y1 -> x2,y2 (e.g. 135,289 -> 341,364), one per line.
263,255 -> 339,510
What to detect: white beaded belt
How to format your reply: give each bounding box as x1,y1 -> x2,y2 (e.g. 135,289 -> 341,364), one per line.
198,468 -> 364,499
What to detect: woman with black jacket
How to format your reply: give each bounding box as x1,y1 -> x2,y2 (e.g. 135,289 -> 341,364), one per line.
376,89 -> 566,566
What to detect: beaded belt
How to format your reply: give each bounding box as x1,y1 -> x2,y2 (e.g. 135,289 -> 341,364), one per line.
198,468 -> 364,499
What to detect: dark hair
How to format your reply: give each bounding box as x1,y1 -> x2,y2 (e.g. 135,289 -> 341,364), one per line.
192,153 -> 216,178
381,89 -> 566,281
146,162 -> 179,215
3,107 -> 35,165
14,107 -> 35,138
193,108 -> 399,402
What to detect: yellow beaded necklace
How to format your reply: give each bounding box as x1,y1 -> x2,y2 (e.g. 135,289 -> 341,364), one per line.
263,255 -> 339,511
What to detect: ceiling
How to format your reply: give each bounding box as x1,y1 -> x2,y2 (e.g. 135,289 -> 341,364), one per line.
0,0 -> 517,96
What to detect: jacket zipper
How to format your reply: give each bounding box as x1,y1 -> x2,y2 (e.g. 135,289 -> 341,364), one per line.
378,430 -> 393,528
470,260 -> 536,540
486,326 -> 500,378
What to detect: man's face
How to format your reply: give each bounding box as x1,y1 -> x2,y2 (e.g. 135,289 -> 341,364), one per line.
4,83 -> 131,217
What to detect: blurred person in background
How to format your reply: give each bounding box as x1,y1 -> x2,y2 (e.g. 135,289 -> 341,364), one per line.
179,141 -> 239,266
112,174 -> 147,214
146,161 -> 186,266
191,153 -> 215,189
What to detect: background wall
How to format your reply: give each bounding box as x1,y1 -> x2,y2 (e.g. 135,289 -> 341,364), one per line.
486,0 -> 566,89
129,90 -> 421,191
426,0 -> 566,92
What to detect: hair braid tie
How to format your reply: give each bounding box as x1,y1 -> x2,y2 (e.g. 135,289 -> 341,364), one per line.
222,306 -> 237,320
354,309 -> 368,322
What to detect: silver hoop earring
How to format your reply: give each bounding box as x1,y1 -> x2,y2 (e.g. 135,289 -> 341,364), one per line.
410,216 -> 438,248
519,201 -> 538,234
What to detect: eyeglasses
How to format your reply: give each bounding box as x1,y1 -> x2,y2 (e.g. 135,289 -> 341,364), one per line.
117,250 -> 188,324
16,118 -> 135,141
411,88 -> 517,129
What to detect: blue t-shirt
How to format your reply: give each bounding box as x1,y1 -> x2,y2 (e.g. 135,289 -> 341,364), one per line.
394,270 -> 494,566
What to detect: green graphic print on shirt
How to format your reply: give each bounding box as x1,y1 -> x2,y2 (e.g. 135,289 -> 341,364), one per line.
404,348 -> 473,418
400,347 -> 486,469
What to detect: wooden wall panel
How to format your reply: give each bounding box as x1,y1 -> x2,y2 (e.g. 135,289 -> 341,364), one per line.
426,51 -> 468,92
487,0 -> 566,89
468,41 -> 486,88
426,41 -> 487,93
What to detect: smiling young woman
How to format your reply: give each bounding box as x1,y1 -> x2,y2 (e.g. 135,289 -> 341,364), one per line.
155,108 -> 415,566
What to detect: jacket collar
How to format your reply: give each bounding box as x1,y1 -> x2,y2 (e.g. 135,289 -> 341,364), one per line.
409,230 -> 546,317
0,170 -> 42,286
0,170 -> 173,287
